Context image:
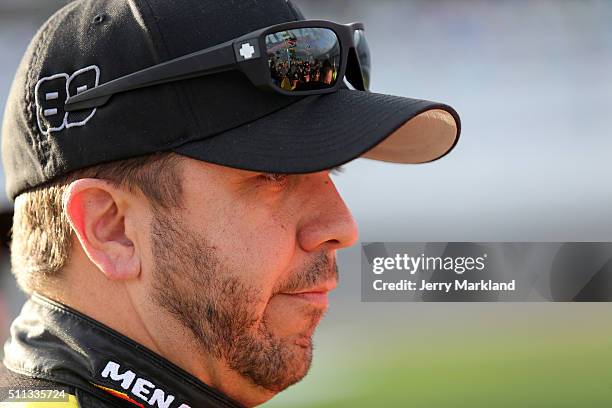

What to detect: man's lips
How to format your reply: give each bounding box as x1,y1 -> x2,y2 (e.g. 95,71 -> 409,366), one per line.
279,280 -> 337,307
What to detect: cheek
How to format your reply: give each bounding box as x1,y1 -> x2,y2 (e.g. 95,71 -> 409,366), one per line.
234,224 -> 296,298
189,204 -> 297,296
181,178 -> 300,304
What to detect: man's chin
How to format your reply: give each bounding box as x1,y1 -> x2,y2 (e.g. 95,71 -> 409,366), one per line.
261,337 -> 313,393
225,325 -> 316,394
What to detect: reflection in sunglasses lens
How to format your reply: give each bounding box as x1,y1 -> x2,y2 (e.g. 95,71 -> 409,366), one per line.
266,28 -> 341,92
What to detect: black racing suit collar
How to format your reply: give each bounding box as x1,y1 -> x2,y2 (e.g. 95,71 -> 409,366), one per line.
3,293 -> 244,408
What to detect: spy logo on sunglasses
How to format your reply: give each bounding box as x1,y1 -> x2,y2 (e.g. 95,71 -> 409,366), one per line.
239,43 -> 256,59
234,39 -> 261,62
34,65 -> 100,135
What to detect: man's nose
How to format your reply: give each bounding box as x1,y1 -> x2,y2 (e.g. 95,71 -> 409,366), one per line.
297,174 -> 359,253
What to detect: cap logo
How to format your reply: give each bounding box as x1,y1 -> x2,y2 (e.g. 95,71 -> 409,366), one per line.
34,65 -> 100,135
239,42 -> 256,59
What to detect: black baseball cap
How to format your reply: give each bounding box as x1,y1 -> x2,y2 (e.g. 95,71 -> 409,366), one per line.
1,0 -> 461,201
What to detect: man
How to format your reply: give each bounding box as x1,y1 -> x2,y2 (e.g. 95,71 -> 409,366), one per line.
0,0 -> 460,407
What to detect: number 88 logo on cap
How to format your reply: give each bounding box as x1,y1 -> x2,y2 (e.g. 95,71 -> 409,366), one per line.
34,65 -> 100,135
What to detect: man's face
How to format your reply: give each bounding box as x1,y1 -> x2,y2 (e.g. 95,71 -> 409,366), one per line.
147,158 -> 358,393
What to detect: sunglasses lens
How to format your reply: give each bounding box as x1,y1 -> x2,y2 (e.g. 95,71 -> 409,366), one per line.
266,28 -> 341,92
353,29 -> 371,90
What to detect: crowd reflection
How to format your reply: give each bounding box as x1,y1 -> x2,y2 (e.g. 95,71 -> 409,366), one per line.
269,55 -> 338,91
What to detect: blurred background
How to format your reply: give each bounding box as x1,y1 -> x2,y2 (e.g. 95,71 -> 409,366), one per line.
1,0 -> 612,407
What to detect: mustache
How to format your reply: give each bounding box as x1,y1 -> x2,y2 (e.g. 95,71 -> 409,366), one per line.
276,253 -> 338,294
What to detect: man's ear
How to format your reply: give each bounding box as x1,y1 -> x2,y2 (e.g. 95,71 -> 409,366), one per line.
63,178 -> 141,280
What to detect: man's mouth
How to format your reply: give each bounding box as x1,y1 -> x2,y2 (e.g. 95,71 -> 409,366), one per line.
279,280 -> 337,307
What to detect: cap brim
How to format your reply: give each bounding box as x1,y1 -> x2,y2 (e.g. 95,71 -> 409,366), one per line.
173,88 -> 461,173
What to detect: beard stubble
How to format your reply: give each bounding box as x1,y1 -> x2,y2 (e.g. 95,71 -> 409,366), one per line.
149,209 -> 337,393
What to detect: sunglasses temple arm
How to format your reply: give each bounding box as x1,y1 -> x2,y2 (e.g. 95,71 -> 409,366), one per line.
65,43 -> 237,111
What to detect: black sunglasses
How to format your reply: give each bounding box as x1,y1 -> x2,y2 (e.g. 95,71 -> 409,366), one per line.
65,19 -> 370,112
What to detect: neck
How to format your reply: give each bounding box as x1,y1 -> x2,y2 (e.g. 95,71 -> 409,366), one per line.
5,294 -> 245,408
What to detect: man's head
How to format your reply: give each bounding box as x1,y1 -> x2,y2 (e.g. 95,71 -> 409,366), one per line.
2,0 -> 460,405
12,152 -> 357,404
